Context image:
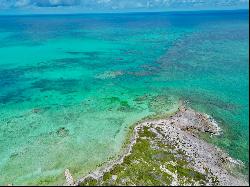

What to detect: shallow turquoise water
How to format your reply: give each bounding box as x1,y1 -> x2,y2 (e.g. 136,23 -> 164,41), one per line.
0,10 -> 249,185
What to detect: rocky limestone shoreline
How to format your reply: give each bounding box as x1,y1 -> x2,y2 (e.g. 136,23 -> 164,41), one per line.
65,105 -> 248,186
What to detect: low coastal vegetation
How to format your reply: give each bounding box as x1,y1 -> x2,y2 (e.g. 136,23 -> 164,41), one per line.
69,106 -> 247,186
80,126 -> 210,186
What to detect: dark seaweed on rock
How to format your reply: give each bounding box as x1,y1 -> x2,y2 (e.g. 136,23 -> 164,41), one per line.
30,79 -> 80,94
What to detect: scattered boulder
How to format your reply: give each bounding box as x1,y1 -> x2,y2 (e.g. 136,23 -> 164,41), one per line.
64,169 -> 74,186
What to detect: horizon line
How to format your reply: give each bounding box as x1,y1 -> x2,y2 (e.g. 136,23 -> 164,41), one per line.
0,8 -> 249,16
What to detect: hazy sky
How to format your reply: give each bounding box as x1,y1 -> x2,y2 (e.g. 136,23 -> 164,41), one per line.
0,0 -> 249,14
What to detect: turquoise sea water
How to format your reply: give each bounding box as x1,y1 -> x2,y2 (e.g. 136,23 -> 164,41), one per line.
0,10 -> 249,185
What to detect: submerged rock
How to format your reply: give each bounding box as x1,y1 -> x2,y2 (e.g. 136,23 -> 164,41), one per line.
56,127 -> 70,137
96,71 -> 123,79
32,108 -> 41,114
